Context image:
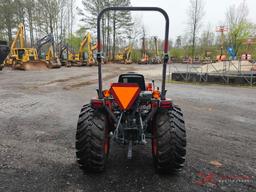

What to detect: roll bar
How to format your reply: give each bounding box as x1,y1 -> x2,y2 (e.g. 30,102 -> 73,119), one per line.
97,7 -> 170,100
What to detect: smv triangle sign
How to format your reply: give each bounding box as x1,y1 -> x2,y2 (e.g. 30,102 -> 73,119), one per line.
110,83 -> 141,110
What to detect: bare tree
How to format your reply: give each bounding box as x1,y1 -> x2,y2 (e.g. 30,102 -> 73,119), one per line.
187,0 -> 205,60
0,0 -> 17,43
199,25 -> 215,58
175,36 -> 182,48
78,0 -> 133,60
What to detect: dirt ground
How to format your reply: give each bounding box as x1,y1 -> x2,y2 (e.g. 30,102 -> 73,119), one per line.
0,64 -> 255,192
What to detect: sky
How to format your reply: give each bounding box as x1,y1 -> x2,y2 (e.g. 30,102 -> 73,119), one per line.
76,0 -> 256,41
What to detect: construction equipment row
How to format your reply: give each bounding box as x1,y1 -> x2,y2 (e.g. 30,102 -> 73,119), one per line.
1,23 -> 169,70
2,23 -> 98,70
59,32 -> 97,67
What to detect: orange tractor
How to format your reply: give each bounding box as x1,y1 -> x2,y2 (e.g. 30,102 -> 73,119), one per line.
75,7 -> 186,173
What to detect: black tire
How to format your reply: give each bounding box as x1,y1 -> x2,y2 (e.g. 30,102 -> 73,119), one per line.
152,105 -> 186,173
76,104 -> 110,172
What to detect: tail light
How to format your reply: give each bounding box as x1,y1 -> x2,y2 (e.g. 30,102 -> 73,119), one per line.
160,100 -> 172,109
91,99 -> 104,109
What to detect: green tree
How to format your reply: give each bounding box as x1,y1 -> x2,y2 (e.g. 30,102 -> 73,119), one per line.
226,0 -> 254,56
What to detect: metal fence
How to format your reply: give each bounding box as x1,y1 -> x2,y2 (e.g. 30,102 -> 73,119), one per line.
168,60 -> 256,86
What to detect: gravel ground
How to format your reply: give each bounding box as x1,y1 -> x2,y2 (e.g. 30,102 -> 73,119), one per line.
0,64 -> 255,192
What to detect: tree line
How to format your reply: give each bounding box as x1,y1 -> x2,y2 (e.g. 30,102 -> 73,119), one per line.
0,0 -> 76,47
0,0 -> 255,61
77,0 -> 134,60
0,0 -> 135,61
174,0 -> 256,60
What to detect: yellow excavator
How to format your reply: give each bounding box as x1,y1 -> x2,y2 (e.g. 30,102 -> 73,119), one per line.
36,33 -> 61,68
115,51 -> 124,62
73,32 -> 96,66
114,45 -> 132,64
4,23 -> 48,70
123,45 -> 132,64
59,44 -> 75,67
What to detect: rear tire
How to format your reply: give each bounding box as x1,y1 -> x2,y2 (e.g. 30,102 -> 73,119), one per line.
76,104 -> 109,172
152,105 -> 186,173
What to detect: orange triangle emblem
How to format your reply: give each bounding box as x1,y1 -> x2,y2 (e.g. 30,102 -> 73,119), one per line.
110,83 -> 141,110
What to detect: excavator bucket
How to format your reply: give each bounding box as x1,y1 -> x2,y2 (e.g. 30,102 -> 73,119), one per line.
13,61 -> 48,70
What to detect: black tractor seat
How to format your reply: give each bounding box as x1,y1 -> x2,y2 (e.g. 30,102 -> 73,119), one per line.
118,73 -> 146,91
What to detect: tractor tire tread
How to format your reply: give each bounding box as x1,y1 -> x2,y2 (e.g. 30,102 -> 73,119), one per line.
154,105 -> 186,173
76,104 -> 108,172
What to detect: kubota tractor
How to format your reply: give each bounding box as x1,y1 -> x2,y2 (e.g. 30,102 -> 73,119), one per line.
75,7 -> 186,173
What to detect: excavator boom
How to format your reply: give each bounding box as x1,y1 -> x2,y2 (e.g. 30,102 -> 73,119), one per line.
10,23 -> 25,53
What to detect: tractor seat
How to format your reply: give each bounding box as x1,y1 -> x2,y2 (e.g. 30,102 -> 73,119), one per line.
118,73 -> 146,91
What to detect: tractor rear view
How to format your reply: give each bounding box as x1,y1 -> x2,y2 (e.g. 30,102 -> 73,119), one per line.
75,7 -> 186,174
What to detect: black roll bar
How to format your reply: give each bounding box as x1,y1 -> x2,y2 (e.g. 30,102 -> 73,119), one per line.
97,7 -> 170,100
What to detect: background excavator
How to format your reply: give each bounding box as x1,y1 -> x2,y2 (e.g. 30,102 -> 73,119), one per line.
151,36 -> 161,64
123,45 -> 132,64
59,44 -> 75,67
73,32 -> 96,66
4,23 -> 48,70
114,45 -> 132,64
36,33 -> 61,68
138,36 -> 149,64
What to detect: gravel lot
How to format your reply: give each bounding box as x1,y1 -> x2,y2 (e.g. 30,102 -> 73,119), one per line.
0,64 -> 255,192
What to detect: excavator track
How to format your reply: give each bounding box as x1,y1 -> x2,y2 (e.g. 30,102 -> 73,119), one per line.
47,58 -> 62,69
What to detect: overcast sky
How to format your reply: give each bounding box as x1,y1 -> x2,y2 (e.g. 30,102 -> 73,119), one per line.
76,0 -> 256,41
